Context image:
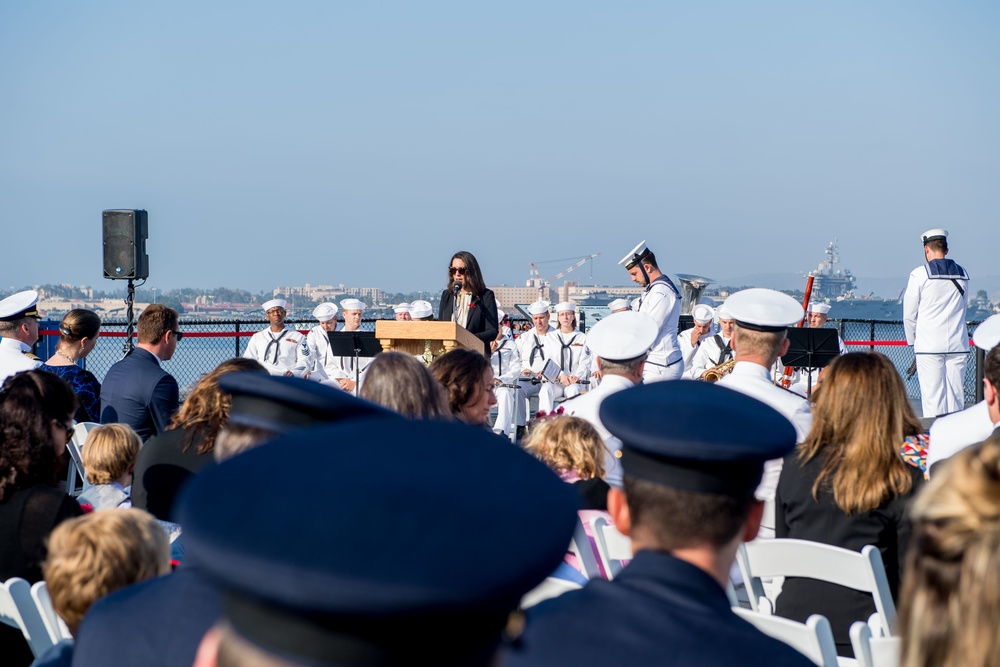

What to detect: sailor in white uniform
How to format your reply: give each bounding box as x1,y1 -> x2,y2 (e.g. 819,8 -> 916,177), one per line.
903,228 -> 970,418
588,298 -> 632,386
687,304 -> 736,379
324,298 -> 374,395
927,314 -> 1000,475
305,302 -> 343,388
561,311 -> 658,488
242,299 -> 311,378
393,303 -> 412,321
545,302 -> 591,402
490,309 -> 523,437
409,300 -> 434,321
619,241 -> 683,382
516,301 -> 559,415
716,288 -> 811,526
786,302 -> 847,397
0,290 -> 42,384
678,303 -> 716,375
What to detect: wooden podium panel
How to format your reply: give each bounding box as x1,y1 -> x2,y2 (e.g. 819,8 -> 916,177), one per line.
374,321 -> 485,360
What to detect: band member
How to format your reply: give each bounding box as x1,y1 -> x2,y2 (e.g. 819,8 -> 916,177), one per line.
490,313 -> 522,437
242,299 -> 310,378
516,301 -> 559,415
325,299 -> 373,394
786,302 -> 847,397
679,304 -> 716,374
545,302 -> 591,401
393,304 -> 412,321
687,304 -> 735,379
618,241 -> 683,382
305,303 -> 342,388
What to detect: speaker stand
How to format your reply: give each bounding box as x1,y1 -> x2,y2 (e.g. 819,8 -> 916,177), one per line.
122,279 -> 136,357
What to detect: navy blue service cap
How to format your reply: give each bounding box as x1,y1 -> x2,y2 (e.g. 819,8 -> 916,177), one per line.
600,381 -> 797,496
178,419 -> 580,665
218,372 -> 394,433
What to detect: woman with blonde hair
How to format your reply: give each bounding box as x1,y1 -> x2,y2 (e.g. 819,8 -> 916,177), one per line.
774,352 -> 925,657
524,415 -> 609,510
898,432 -> 1000,667
131,357 -> 265,519
41,309 -> 102,422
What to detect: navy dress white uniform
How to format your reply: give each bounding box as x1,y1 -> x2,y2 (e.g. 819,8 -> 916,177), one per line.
0,290 -> 42,384
178,419 -> 578,666
562,311 -> 659,489
926,314 -> 1000,475
903,228 -> 970,417
325,298 -> 376,394
516,301 -> 559,414
242,299 -> 311,378
687,303 -> 735,380
544,302 -> 591,401
787,302 -> 847,397
716,289 -> 811,513
678,303 -> 716,374
304,302 -> 343,388
491,313 -> 523,437
619,241 -> 683,382
504,382 -> 812,667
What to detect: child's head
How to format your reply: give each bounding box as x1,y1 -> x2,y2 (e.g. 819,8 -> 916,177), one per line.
523,415 -> 608,480
43,508 -> 171,634
82,423 -> 141,485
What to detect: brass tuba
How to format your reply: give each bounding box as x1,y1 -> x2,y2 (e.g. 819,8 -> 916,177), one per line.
674,274 -> 715,315
699,358 -> 736,382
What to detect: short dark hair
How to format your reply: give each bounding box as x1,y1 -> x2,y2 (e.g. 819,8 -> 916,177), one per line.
925,239 -> 948,254
623,474 -> 754,550
137,304 -> 178,344
641,250 -> 659,271
447,251 -> 487,296
985,346 -> 1000,392
429,349 -> 490,417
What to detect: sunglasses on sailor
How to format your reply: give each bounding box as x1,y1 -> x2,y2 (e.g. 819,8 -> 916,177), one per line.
449,266 -> 468,276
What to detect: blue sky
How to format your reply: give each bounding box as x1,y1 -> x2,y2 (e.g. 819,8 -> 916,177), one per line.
1,2 -> 997,294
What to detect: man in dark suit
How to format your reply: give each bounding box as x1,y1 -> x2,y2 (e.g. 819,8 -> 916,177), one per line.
100,304 -> 181,441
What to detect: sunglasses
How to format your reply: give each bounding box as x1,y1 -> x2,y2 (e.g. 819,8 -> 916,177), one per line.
172,330 -> 184,341
449,266 -> 468,275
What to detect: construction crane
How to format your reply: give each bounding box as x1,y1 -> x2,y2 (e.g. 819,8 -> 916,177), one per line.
528,253 -> 600,300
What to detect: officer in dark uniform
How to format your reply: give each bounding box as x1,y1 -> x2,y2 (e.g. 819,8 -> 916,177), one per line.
503,381 -> 814,667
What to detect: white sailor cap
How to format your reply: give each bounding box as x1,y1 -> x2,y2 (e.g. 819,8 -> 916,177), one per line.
921,228 -> 948,244
262,299 -> 288,312
393,303 -> 411,315
0,290 -> 40,322
497,309 -> 506,324
973,315 -> 1000,351
312,303 -> 338,322
409,300 -> 433,319
607,298 -> 631,312
807,302 -> 832,315
717,303 -> 733,320
692,304 -> 715,325
340,299 -> 366,312
554,302 -> 576,313
587,312 -> 657,362
526,301 -> 551,316
724,288 -> 804,333
618,240 -> 652,270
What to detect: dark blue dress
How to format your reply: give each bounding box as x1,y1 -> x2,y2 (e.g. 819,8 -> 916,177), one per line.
40,363 -> 102,423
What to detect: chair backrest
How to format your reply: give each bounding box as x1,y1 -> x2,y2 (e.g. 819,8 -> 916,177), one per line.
736,538 -> 897,636
0,578 -> 57,658
589,515 -> 632,579
31,581 -> 72,643
520,577 -> 583,609
850,621 -> 901,667
65,421 -> 100,496
734,608 -> 839,667
567,517 -> 602,580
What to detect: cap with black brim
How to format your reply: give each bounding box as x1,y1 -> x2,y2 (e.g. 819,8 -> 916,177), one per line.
0,290 -> 40,322
723,288 -> 804,334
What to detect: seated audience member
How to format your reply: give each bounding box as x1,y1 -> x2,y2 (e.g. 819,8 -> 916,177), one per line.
72,375 -> 397,667
31,508 -> 171,667
77,424 -> 141,510
524,415 -> 610,510
132,358 -> 265,520
775,352 -> 924,657
359,351 -> 452,420
504,382 -> 811,667
430,348 -> 497,427
898,432 -> 1000,667
409,300 -> 434,321
180,418 -> 578,667
0,370 -> 81,667
40,309 -> 103,423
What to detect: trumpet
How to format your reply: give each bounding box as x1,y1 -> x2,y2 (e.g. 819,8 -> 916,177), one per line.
700,358 -> 736,382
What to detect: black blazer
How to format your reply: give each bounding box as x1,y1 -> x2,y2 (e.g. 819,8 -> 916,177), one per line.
100,347 -> 180,441
438,288 -> 499,356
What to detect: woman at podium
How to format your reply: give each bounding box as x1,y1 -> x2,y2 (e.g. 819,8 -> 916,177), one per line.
438,251 -> 499,356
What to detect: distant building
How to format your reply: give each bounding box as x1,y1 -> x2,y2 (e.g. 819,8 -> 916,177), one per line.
272,284 -> 385,305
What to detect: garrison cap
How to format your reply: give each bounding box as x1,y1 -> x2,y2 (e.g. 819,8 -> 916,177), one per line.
340,298 -> 366,312
409,300 -> 433,319
587,311 -> 657,362
262,299 -> 288,312
600,381 -> 797,496
178,419 -> 579,665
526,301 -> 551,316
219,373 -> 393,434
724,288 -> 804,333
807,302 -> 831,315
312,303 -> 338,322
607,298 -> 631,312
921,228 -> 948,245
691,303 -> 715,325
618,240 -> 652,270
0,290 -> 40,322
973,314 -> 1000,351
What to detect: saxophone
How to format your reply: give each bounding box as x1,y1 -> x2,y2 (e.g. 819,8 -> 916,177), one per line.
700,358 -> 736,382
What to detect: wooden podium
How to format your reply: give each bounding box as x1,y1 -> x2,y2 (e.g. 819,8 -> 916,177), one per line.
374,321 -> 486,359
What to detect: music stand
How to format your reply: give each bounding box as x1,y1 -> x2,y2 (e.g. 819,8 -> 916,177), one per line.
327,331 -> 383,388
780,328 -> 841,394
678,314 -> 694,332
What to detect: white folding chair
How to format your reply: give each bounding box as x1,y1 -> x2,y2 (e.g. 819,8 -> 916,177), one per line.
850,621 -> 901,667
31,581 -> 72,643
734,608 -> 840,667
0,578 -> 57,658
520,577 -> 583,609
736,539 -> 897,637
567,518 -> 602,580
589,515 -> 632,579
65,421 -> 100,496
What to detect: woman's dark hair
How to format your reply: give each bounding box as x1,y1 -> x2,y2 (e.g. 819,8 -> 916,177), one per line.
429,349 -> 490,417
446,251 -> 486,296
0,370 -> 79,499
58,309 -> 101,343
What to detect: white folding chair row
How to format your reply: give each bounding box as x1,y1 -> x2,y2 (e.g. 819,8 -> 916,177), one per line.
0,578 -> 58,658
64,421 -> 100,496
735,539 -> 897,637
520,577 -> 583,609
31,581 -> 72,643
850,621 -> 900,667
734,608 -> 841,667
589,516 -> 632,579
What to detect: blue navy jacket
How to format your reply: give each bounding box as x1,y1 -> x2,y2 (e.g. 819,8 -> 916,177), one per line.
100,348 -> 179,441
503,550 -> 813,667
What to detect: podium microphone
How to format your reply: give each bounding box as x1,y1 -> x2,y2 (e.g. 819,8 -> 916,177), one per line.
452,281 -> 461,323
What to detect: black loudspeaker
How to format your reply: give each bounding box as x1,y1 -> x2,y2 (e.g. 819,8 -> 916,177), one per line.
103,209 -> 149,280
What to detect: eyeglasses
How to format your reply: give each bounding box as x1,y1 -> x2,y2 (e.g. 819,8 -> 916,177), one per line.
172,330 -> 184,341
449,266 -> 468,275
55,418 -> 76,435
